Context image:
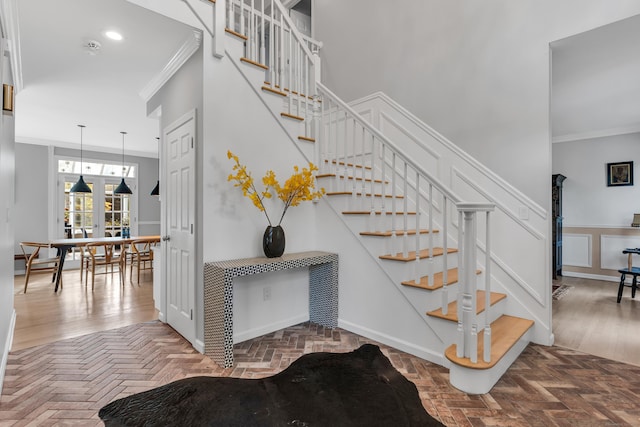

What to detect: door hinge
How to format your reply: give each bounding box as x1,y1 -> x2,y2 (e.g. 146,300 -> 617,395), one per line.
190,309 -> 193,320
191,224 -> 194,234
191,137 -> 194,149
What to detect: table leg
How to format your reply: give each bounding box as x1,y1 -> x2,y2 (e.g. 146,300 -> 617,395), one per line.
54,245 -> 71,292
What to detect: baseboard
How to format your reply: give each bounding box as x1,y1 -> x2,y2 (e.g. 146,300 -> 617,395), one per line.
194,339 -> 205,354
0,309 -> 16,397
338,319 -> 445,366
561,272 -> 620,283
233,314 -> 309,344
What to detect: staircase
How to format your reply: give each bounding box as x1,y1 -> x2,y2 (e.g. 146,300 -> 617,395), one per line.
181,0 -> 536,394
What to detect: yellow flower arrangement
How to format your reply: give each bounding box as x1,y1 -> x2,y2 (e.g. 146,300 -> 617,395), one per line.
227,150 -> 325,226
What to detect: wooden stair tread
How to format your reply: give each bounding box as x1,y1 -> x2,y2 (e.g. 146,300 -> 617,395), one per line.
240,57 -> 268,70
262,85 -> 287,97
324,160 -> 372,170
298,136 -> 315,143
225,28 -> 248,40
379,247 -> 457,262
361,229 -> 437,237
401,267 -> 480,290
445,315 -> 534,370
343,211 -> 416,216
427,290 -> 506,321
326,191 -> 404,199
281,112 -> 304,121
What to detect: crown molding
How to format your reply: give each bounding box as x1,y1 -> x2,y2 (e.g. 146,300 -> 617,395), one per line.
552,123 -> 640,143
0,0 -> 23,92
139,29 -> 203,102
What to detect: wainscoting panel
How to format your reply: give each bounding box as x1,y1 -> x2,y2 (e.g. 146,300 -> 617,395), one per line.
562,226 -> 640,280
601,234 -> 640,270
563,234 -> 592,268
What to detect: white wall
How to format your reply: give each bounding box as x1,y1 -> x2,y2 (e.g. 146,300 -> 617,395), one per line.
0,15 -> 16,396
314,0 -> 640,208
553,133 -> 640,227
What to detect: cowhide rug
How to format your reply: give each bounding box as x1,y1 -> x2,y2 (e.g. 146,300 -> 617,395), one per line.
99,344 -> 444,426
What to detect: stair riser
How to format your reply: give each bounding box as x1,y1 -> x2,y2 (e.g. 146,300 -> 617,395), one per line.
325,194 -> 411,213
448,326 -> 532,394
427,297 -> 506,342
318,177 -> 391,196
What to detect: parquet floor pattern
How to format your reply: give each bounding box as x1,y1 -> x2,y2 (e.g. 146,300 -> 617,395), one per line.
2,321 -> 640,426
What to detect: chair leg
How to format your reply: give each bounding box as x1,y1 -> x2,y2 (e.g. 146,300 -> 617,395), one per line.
23,266 -> 31,294
91,264 -> 96,291
633,275 -> 638,299
617,273 -> 626,303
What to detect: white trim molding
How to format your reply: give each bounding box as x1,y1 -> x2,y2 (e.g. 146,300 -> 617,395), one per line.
0,309 -> 16,397
563,233 -> 592,268
0,0 -> 23,92
140,29 -> 203,102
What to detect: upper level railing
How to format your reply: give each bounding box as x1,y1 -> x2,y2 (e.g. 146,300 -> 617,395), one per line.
225,0 -> 320,127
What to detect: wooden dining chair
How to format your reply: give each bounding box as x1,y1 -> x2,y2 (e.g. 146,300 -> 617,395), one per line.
129,239 -> 155,284
20,242 -> 62,293
84,242 -> 126,290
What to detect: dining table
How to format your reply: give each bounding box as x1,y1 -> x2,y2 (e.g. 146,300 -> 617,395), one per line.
49,235 -> 161,292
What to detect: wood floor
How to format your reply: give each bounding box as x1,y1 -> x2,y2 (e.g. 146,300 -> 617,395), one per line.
2,271 -> 640,425
11,267 -> 157,351
552,275 -> 640,366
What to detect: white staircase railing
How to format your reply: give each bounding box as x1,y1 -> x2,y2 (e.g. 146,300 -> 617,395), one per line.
316,82 -> 496,363
225,0 -> 320,132
196,0 -> 499,366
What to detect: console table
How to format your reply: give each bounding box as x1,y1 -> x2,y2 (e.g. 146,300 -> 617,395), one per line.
203,251 -> 339,368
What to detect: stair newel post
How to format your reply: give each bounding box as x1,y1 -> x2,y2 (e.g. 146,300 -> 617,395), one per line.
414,172 -> 420,283
483,209 -> 493,363
402,162 -> 409,257
456,209 -> 464,322
441,196 -> 449,315
391,152 -> 398,255
459,207 -> 478,359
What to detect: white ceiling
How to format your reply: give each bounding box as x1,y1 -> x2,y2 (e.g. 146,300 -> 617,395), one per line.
14,2 -> 639,155
551,14 -> 640,143
15,0 -> 196,157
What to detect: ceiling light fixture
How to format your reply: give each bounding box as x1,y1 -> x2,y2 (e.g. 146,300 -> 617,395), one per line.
150,137 -> 160,196
105,31 -> 123,41
114,131 -> 133,195
70,125 -> 92,193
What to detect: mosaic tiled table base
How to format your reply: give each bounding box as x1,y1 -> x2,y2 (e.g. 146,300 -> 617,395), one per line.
204,251 -> 339,368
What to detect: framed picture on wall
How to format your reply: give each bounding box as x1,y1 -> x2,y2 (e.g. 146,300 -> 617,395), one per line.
607,161 -> 634,187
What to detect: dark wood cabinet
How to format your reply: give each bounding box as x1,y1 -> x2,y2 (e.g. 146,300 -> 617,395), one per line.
552,174 -> 566,279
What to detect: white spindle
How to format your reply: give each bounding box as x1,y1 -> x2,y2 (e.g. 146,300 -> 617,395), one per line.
441,197 -> 449,315
414,172 -> 420,282
428,184 -> 434,287
260,0 -> 265,65
391,153 -> 397,253
483,210 -> 492,363
402,162 -> 408,257
370,137 -> 377,231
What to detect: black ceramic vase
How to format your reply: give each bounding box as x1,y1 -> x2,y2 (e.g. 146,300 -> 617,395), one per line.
263,225 -> 285,258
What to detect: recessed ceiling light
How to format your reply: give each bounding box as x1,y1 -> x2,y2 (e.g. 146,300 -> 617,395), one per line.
105,31 -> 123,41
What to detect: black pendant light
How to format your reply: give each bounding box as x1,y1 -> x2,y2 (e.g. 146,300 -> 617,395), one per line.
150,137 -> 160,196
70,124 -> 92,193
114,131 -> 133,194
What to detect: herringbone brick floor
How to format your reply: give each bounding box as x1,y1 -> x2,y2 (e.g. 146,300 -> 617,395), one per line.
1,321 -> 640,426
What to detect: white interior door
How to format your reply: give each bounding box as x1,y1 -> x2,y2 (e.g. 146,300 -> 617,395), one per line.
164,111 -> 196,344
